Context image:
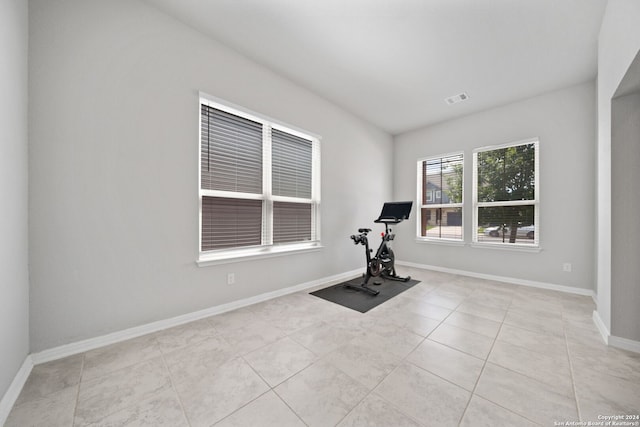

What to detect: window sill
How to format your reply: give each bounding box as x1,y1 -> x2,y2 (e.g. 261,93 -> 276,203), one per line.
415,238 -> 466,247
470,242 -> 541,253
197,242 -> 323,267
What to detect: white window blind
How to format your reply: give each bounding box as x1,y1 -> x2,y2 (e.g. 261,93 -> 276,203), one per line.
202,197 -> 262,250
200,105 -> 262,194
417,153 -> 464,240
273,202 -> 312,243
272,129 -> 312,199
473,139 -> 539,246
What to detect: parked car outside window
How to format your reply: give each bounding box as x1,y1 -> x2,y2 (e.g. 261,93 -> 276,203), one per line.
483,225 -> 535,239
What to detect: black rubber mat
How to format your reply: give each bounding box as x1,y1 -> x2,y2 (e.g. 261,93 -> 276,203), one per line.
310,276 -> 421,313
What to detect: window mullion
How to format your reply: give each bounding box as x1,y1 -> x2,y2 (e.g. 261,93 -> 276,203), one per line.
263,124 -> 273,246
201,189 -> 263,200
272,196 -> 313,204
422,203 -> 463,209
312,139 -> 321,242
477,200 -> 536,208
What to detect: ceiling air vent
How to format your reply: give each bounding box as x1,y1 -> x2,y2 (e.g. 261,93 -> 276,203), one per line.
445,92 -> 470,105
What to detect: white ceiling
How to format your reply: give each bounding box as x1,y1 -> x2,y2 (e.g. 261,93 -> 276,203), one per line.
145,0 -> 608,135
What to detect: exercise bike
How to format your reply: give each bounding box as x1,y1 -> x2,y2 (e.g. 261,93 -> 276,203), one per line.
347,201 -> 413,296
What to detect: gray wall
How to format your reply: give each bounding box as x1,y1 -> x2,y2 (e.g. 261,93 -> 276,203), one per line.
596,0 -> 640,335
393,81 -> 596,291
29,0 -> 393,351
611,91 -> 640,341
0,0 -> 30,400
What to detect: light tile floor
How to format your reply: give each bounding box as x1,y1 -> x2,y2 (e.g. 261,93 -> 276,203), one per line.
6,268 -> 640,426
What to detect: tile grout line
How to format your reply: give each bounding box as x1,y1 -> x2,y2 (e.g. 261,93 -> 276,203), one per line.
71,353 -> 86,426
338,326 -> 432,426
156,337 -> 193,427
13,272 -> 599,426
371,277 -> 485,425
230,317 -> 360,426
455,303 -> 505,426
456,296 -> 542,427
75,358 -> 174,423
79,339 -> 192,425
327,277 -> 449,427
158,315 -> 281,427
390,279 -> 540,426
344,280 -> 462,427
208,355 -> 274,427
347,348 -> 429,427
270,387 -> 310,427
562,310 -> 583,422
229,294 -> 398,425
313,314 -> 416,425
348,374 -> 426,426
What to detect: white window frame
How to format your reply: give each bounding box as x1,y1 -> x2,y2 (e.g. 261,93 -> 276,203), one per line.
416,152 -> 464,242
472,137 -> 539,249
198,93 -> 321,266
426,191 -> 433,202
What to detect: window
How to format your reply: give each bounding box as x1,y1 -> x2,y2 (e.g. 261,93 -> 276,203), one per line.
426,191 -> 433,202
417,153 -> 464,240
473,139 -> 539,246
199,95 -> 320,261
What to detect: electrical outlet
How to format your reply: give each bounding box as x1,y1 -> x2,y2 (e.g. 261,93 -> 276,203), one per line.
227,273 -> 235,285
562,263 -> 572,273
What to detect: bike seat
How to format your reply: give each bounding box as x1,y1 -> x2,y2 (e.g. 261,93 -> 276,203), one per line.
358,228 -> 372,233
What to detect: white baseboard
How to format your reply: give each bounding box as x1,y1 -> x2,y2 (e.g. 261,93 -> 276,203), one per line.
592,310 -> 610,345
4,270 -> 357,420
0,355 -> 33,426
31,269 -> 361,365
609,335 -> 640,354
401,262 -> 640,354
592,311 -> 640,353
397,260 -> 597,300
